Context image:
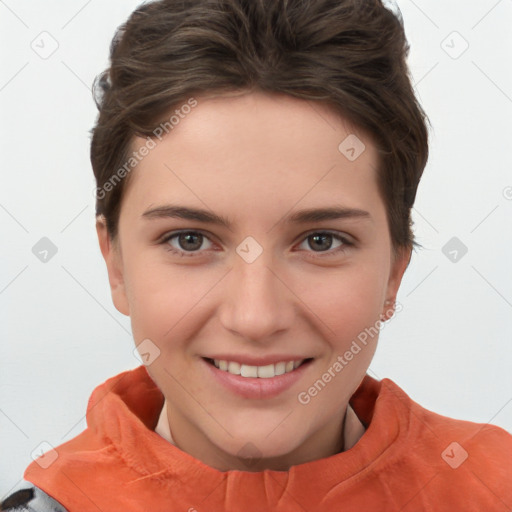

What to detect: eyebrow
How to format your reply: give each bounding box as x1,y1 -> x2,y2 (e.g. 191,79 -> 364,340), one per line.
141,204 -> 371,228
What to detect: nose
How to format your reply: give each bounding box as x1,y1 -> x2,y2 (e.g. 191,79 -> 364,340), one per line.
218,251 -> 295,344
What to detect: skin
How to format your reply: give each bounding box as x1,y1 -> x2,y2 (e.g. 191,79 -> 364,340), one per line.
96,89 -> 411,472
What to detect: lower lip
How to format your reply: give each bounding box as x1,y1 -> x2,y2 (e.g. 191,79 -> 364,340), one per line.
201,357 -> 314,400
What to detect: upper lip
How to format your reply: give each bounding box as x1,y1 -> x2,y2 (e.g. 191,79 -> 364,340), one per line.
202,355 -> 313,366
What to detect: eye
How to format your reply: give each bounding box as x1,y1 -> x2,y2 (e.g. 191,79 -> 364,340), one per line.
159,229 -> 354,259
296,231 -> 353,258
160,230 -> 214,257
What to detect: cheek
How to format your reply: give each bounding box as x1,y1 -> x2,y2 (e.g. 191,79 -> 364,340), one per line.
125,256 -> 215,352
295,260 -> 387,340
293,265 -> 385,412
125,241 -> 389,355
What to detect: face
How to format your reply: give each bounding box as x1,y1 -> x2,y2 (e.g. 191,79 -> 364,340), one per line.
97,90 -> 410,472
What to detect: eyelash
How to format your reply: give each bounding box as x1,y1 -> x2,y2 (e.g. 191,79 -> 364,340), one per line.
158,229 -> 354,259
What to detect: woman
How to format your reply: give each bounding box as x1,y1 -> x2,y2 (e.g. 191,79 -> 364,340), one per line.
3,0 -> 511,510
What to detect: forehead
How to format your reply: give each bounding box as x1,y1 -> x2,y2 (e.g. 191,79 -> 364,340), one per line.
121,91 -> 382,222
142,90 -> 373,156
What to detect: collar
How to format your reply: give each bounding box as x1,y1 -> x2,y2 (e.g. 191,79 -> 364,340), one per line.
26,365 -> 409,506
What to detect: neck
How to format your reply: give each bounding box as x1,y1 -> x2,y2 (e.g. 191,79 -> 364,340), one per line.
156,400 -> 365,472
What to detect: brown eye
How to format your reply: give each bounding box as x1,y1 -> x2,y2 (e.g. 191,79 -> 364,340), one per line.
160,230 -> 213,257
176,232 -> 204,251
307,233 -> 335,251
297,231 -> 353,257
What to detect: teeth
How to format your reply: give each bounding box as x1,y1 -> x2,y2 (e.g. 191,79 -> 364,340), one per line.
257,364 -> 275,378
212,358 -> 305,378
228,361 -> 241,375
240,364 -> 258,378
274,362 -> 286,375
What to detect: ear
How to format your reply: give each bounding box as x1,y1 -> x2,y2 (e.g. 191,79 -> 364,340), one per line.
96,216 -> 130,316
381,245 -> 412,321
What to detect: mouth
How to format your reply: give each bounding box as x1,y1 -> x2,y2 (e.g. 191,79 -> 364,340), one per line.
202,357 -> 314,379
201,356 -> 315,399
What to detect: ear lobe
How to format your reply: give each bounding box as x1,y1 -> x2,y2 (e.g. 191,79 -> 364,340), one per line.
96,216 -> 130,316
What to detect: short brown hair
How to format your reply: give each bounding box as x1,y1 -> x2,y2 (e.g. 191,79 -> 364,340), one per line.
90,0 -> 430,252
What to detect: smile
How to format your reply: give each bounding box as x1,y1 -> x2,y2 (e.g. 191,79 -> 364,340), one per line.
202,356 -> 314,399
205,357 -> 312,378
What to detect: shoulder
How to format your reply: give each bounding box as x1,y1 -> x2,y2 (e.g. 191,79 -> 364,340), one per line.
391,379 -> 512,454
1,483 -> 68,512
383,378 -> 512,501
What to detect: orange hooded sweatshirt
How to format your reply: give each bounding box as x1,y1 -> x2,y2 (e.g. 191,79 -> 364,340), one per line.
22,365 -> 512,511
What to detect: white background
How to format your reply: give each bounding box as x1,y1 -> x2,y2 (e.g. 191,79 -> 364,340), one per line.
1,0 -> 511,496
